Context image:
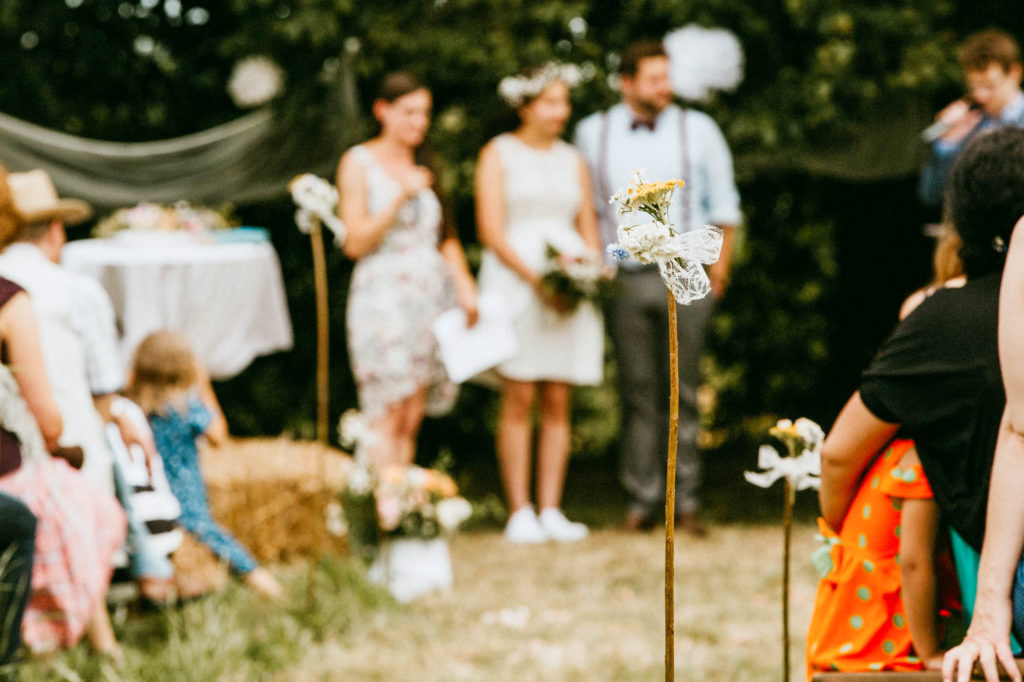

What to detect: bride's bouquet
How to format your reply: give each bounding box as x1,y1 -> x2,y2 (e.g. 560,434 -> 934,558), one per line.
537,243 -> 613,314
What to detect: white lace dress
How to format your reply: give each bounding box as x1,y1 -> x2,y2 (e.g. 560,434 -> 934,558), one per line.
344,145 -> 457,420
477,134 -> 604,385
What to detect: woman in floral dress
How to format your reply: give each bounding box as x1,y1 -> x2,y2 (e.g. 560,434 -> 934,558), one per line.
337,72 -> 478,469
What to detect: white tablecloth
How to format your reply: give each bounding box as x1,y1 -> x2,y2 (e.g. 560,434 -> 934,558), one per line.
62,236 -> 294,380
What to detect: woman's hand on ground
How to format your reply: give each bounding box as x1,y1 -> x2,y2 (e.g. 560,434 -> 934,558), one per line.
942,602 -> 1021,682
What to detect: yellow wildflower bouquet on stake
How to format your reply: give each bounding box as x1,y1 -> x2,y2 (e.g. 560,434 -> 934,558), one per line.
606,170 -> 723,682
607,171 -> 723,303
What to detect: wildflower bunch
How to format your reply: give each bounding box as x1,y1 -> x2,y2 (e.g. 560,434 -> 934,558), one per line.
336,410 -> 472,561
610,171 -> 686,224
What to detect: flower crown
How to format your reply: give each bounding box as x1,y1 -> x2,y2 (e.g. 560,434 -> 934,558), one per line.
498,62 -> 582,108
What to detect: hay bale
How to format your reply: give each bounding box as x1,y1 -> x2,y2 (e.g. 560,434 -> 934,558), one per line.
190,437 -> 350,563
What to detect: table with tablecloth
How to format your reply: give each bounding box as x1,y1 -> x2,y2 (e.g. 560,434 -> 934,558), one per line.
62,235 -> 293,380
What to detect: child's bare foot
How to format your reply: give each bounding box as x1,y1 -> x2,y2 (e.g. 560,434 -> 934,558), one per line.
243,567 -> 283,601
139,576 -> 176,604
174,574 -> 208,600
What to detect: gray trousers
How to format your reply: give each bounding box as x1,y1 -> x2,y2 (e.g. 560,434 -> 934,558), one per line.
607,267 -> 714,516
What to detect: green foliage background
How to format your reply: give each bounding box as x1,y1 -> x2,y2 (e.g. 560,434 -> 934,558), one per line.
2,0 -> 1021,469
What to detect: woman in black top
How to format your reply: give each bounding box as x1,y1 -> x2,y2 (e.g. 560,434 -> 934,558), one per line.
819,129 -> 1024,674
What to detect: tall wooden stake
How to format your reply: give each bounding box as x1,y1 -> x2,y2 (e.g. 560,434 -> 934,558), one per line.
782,478 -> 794,682
307,219 -> 330,609
310,221 -> 330,446
665,291 -> 679,682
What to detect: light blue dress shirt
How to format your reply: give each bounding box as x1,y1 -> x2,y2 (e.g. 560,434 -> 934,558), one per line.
574,102 -> 741,265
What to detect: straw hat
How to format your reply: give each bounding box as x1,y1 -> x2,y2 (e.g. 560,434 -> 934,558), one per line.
0,165 -> 24,250
7,169 -> 92,226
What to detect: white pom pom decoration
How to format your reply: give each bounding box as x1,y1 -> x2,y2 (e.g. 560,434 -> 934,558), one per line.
663,25 -> 744,102
227,55 -> 285,108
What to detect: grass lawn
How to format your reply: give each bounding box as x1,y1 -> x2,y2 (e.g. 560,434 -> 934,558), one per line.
19,455 -> 825,681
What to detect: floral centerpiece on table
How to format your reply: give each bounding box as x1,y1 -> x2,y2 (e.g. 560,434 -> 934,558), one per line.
537,243 -> 614,314
93,201 -> 237,239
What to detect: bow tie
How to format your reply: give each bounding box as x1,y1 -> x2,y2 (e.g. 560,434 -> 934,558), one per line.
630,118 -> 656,132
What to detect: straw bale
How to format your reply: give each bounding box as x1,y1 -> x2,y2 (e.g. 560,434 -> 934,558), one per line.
179,437 -> 350,570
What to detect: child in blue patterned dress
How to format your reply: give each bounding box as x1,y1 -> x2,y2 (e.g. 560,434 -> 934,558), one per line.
126,330 -> 282,601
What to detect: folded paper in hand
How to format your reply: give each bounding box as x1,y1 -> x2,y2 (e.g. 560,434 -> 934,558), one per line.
432,294 -> 518,383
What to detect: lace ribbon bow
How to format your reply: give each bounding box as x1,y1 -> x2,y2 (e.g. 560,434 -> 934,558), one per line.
657,225 -> 723,304
743,444 -> 822,491
289,173 -> 346,246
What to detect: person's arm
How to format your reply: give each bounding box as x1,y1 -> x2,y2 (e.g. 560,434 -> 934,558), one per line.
574,154 -> 602,253
901,496 -> 942,669
819,391 -> 900,530
943,412 -> 1024,682
194,361 -> 228,446
700,116 -> 742,299
896,446 -> 943,669
1,292 -> 62,450
919,101 -> 982,209
474,141 -> 540,287
707,225 -> 738,299
943,219 -> 1024,682
438,235 -> 479,327
337,149 -> 431,260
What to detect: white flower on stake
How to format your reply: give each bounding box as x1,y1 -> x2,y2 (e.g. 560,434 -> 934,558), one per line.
744,416 -> 824,682
744,417 -> 823,490
289,173 -> 346,246
744,444 -> 822,491
337,408 -> 375,467
663,25 -> 745,102
227,55 -> 285,108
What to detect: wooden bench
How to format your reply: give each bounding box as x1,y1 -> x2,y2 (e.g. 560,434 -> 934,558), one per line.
812,661 -> 1024,681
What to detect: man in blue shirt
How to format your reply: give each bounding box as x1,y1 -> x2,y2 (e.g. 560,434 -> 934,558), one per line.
575,40 -> 741,534
920,29 -> 1024,209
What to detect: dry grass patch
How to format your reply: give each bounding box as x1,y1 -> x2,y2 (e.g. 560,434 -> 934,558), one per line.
288,522 -> 821,681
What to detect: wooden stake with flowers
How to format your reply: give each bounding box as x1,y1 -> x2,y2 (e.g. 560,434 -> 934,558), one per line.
744,417 -> 824,682
606,172 -> 724,682
289,174 -> 348,445
289,174 -> 348,604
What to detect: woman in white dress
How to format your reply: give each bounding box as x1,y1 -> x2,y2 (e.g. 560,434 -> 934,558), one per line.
338,73 -> 478,470
475,64 -> 604,543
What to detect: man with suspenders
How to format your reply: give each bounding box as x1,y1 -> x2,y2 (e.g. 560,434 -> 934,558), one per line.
574,39 -> 741,534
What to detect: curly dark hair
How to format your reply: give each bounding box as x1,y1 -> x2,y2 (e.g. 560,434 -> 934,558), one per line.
948,126 -> 1024,278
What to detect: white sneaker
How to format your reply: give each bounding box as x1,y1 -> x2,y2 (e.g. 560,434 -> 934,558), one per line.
504,506 -> 548,544
538,508 -> 589,543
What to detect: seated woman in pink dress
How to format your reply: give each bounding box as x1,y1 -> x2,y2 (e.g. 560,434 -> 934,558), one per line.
0,167 -> 126,657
